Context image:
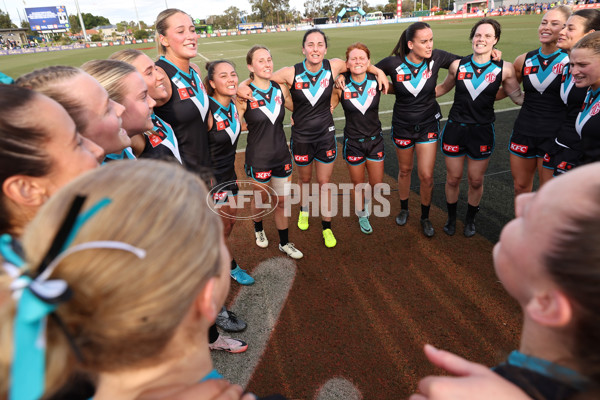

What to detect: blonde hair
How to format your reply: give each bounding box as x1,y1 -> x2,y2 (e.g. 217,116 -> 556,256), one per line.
109,48 -> 145,64
155,8 -> 193,56
15,66 -> 90,134
551,4 -> 572,20
81,59 -> 137,104
0,160 -> 223,397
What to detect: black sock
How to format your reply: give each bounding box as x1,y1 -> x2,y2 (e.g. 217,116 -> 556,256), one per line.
400,199 -> 409,210
421,204 -> 430,220
209,323 -> 219,343
231,259 -> 237,271
447,202 -> 458,220
278,228 -> 289,246
254,220 -> 263,232
322,220 -> 331,230
466,204 -> 480,224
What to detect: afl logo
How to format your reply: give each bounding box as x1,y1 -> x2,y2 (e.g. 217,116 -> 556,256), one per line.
320,78 -> 329,88
553,63 -> 564,75
368,88 -> 377,97
485,73 -> 496,83
422,69 -> 432,79
591,102 -> 600,116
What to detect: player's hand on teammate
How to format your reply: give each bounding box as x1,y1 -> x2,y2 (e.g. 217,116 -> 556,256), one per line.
334,74 -> 347,90
409,344 -> 532,400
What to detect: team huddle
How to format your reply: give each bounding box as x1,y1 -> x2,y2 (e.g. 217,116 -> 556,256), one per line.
1,5 -> 600,400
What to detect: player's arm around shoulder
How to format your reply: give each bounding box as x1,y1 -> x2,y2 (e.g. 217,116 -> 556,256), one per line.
512,53 -> 526,83
501,61 -> 524,105
436,59 -> 459,98
272,66 -> 295,88
279,82 -> 294,112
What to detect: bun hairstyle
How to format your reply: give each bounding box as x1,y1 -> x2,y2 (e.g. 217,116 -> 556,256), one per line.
203,60 -> 236,96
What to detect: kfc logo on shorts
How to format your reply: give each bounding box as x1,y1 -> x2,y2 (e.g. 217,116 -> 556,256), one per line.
591,103 -> 600,116
443,144 -> 459,153
284,163 -> 292,171
553,63 -> 564,75
377,151 -> 383,158
557,161 -> 573,171
396,74 -> 411,82
255,171 -> 272,180
510,142 -> 528,154
543,153 -> 551,162
347,156 -> 364,162
320,79 -> 329,88
427,132 -> 437,139
213,191 -> 228,201
422,69 -> 432,79
480,145 -> 490,153
295,154 -> 309,162
485,73 -> 497,83
394,138 -> 412,146
326,149 -> 335,158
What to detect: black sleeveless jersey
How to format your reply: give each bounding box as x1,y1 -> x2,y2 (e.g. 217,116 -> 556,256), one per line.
290,59 -> 335,143
154,56 -> 211,173
576,87 -> 600,163
207,97 -> 241,176
139,114 -> 182,164
376,49 -> 459,127
448,56 -> 503,124
557,63 -> 586,150
244,81 -> 291,169
513,48 -> 569,138
339,72 -> 381,141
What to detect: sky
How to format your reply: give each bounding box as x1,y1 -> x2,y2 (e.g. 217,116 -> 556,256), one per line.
4,0 -> 311,27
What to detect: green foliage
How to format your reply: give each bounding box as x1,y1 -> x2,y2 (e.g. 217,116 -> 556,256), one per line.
0,10 -> 16,29
20,21 -> 34,36
82,13 -> 111,28
69,15 -> 81,34
90,33 -> 102,42
133,30 -> 150,40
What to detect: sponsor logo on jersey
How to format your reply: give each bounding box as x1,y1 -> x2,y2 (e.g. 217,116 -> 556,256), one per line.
591,102 -> 600,116
552,63 -> 564,75
458,72 -> 474,80
295,154 -> 309,162
326,149 -> 335,157
178,87 -> 194,100
275,95 -> 283,105
217,120 -> 230,131
295,82 -> 310,90
368,88 -> 377,97
320,78 -> 329,88
485,73 -> 497,83
394,138 -> 412,146
148,132 -> 166,147
443,143 -> 459,153
344,91 -> 359,99
255,170 -> 272,180
396,74 -> 411,82
347,155 -> 364,162
427,132 -> 436,139
543,153 -> 551,162
250,100 -> 266,109
510,142 -> 528,154
523,66 -> 540,76
422,69 -> 432,79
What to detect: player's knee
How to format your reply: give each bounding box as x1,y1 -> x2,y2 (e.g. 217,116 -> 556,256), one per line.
469,177 -> 484,190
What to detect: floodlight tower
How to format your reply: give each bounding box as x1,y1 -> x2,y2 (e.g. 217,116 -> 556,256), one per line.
74,0 -> 89,41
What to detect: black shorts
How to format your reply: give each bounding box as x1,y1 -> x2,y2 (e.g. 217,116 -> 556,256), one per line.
541,140 -> 563,170
245,161 -> 293,183
391,120 -> 439,149
440,120 -> 495,160
509,132 -> 555,159
291,134 -> 337,166
553,146 -> 582,176
343,135 -> 385,166
210,169 -> 238,204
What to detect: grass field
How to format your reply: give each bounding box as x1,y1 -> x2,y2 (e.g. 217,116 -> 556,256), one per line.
3,14 -> 541,124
